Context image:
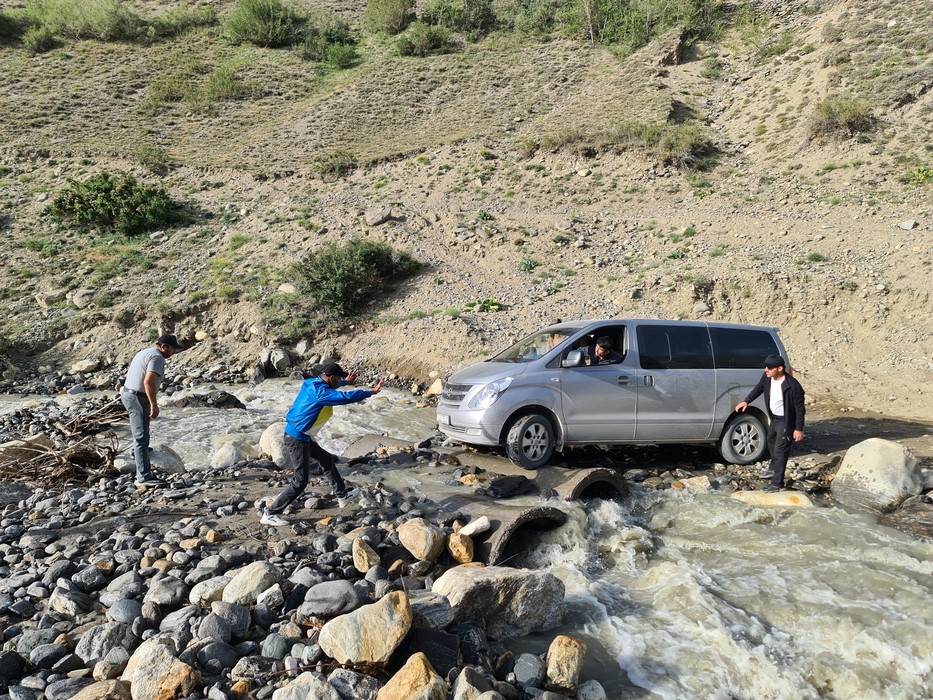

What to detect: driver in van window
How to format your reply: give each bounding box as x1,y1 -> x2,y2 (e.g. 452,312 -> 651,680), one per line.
586,336 -> 622,365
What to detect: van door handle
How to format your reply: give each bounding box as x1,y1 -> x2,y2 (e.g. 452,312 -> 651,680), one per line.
617,376 -> 631,385
643,375 -> 654,386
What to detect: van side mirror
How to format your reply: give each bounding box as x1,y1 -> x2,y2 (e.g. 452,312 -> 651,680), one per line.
562,349 -> 585,367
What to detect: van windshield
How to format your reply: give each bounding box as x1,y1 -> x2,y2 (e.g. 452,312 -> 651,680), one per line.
492,328 -> 573,363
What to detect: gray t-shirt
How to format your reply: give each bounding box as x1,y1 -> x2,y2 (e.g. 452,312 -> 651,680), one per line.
124,347 -> 165,392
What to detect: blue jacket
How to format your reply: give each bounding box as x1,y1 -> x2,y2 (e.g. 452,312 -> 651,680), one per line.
284,377 -> 374,442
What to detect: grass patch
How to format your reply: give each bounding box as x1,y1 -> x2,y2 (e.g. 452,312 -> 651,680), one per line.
397,21 -> 456,56
314,150 -> 358,181
809,93 -> 876,139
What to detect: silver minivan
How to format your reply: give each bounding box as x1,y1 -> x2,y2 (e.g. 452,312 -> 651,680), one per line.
436,319 -> 789,469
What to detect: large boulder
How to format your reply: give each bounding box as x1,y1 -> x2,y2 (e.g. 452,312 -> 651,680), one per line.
431,565 -> 564,638
319,591 -> 412,669
397,519 -> 446,562
545,635 -> 586,694
260,422 -> 296,468
831,438 -> 922,512
122,637 -> 201,700
210,441 -> 258,470
222,562 -> 282,606
150,445 -> 186,474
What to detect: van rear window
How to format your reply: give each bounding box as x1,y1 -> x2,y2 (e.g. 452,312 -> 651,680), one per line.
636,325 -> 713,369
710,328 -> 780,368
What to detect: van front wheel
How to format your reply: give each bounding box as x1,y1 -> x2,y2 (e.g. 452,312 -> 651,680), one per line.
506,414 -> 555,470
719,414 -> 767,465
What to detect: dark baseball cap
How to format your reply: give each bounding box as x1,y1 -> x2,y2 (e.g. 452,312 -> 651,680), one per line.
321,362 -> 348,378
156,333 -> 184,350
763,354 -> 785,369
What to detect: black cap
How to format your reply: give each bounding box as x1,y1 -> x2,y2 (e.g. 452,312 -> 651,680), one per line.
321,362 -> 348,378
156,333 -> 184,350
763,354 -> 785,369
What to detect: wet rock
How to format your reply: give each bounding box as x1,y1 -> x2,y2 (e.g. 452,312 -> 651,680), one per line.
319,591 -> 412,668
831,438 -> 922,513
513,653 -> 545,688
730,490 -> 813,508
545,636 -> 585,694
150,445 -> 186,474
171,391 -> 246,410
432,566 -> 564,638
878,501 -> 933,541
376,652 -> 446,700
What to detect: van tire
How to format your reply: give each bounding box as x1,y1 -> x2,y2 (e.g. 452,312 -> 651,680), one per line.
719,414 -> 767,465
506,414 -> 555,470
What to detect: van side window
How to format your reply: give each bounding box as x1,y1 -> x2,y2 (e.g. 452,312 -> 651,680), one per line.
637,325 -> 713,370
710,328 -> 780,368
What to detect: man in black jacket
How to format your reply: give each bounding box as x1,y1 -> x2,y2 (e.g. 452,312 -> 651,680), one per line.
735,354 -> 805,492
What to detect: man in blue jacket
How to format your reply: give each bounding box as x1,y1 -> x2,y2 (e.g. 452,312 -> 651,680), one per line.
735,354 -> 805,492
261,362 -> 384,526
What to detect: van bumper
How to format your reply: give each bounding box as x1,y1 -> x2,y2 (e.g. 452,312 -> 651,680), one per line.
436,406 -> 505,447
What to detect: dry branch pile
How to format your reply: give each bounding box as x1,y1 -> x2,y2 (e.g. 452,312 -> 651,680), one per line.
0,397 -> 125,486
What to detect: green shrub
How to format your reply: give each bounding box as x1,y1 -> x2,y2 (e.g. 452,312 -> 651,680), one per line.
148,5 -> 217,38
423,0 -> 495,37
519,257 -> 539,272
48,171 -> 179,236
200,64 -> 256,101
558,0 -> 719,49
902,166 -> 932,186
222,0 -> 302,47
809,94 -> 875,138
365,0 -> 413,34
135,145 -> 173,175
314,150 -> 357,181
22,24 -> 55,53
298,239 -> 421,317
507,0 -> 563,38
397,21 -> 454,56
23,0 -> 142,40
324,43 -> 358,68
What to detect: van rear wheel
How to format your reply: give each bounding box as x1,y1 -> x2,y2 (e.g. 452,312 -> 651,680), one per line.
506,414 -> 555,470
719,414 -> 767,465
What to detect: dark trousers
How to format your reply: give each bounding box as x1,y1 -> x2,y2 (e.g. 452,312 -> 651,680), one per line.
767,415 -> 792,487
267,434 -> 346,514
121,391 -> 154,481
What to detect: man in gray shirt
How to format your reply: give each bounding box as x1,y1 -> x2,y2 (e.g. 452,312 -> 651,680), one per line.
121,334 -> 184,486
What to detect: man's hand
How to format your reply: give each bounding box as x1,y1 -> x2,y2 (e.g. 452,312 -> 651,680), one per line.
345,371 -> 358,385
372,379 -> 384,394
150,404 -> 160,419
735,401 -> 748,412
793,430 -> 805,442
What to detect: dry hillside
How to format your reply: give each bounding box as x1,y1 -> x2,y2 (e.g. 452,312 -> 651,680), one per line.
0,0 -> 930,419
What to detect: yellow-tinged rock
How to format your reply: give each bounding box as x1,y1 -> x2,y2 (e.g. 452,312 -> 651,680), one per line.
204,529 -> 222,544
376,652 -> 447,700
178,538 -> 203,550
353,538 -> 382,573
458,474 -> 483,486
731,490 -> 814,508
446,533 -> 474,564
229,680 -> 251,699
546,635 -> 586,694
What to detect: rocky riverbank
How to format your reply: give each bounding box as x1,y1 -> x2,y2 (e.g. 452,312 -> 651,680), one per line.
1,382 -> 932,700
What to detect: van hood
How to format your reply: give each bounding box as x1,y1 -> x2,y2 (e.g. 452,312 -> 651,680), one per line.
448,361 -> 528,385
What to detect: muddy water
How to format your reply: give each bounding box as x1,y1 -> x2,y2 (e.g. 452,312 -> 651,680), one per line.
2,385 -> 931,698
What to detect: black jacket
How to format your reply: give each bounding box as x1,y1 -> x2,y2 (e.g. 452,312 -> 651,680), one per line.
744,373 -> 805,436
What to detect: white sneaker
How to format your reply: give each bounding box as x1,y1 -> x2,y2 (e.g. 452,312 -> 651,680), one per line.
260,512 -> 288,526
336,488 -> 360,509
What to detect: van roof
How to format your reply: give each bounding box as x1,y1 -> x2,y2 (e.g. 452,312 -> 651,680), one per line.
542,319 -> 780,333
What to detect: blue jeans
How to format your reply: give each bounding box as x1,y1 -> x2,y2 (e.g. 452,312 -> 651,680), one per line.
121,391 -> 154,481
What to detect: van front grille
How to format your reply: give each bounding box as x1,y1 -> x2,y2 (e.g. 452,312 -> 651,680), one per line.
441,382 -> 472,404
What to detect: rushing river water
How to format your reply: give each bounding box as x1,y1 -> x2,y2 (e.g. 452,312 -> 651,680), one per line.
3,382 -> 932,698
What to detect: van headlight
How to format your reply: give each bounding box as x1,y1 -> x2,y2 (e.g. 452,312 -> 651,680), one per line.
468,377 -> 514,410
